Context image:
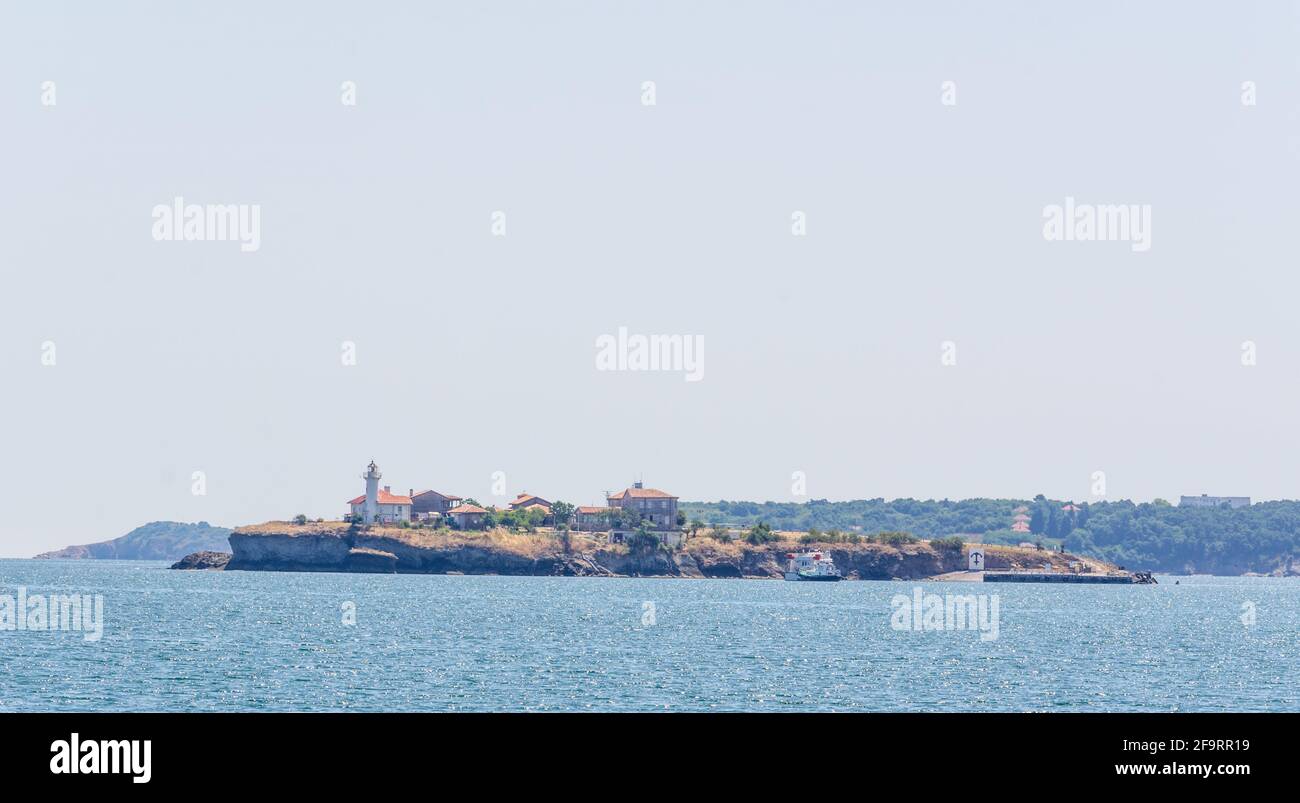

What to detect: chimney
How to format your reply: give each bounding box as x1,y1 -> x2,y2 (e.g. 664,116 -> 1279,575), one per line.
384,485 -> 391,493
634,481 -> 643,489
409,488 -> 414,499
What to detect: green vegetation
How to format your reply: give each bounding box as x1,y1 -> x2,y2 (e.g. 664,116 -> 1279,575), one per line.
705,525 -> 733,543
625,525 -> 662,553
745,522 -> 779,545
34,521 -> 234,561
798,528 -> 862,545
680,498 -> 1020,535
929,535 -> 965,551
483,506 -> 548,533
679,497 -> 1300,574
550,501 -> 575,523
1062,501 -> 1300,573
875,531 -> 920,546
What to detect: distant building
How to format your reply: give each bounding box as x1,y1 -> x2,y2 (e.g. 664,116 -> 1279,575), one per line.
449,503 -> 489,529
1179,494 -> 1250,509
607,482 -> 679,529
410,489 -> 462,519
574,506 -> 613,531
348,463 -> 412,524
508,493 -> 552,514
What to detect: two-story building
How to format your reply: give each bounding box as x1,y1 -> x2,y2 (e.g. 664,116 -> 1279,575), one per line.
607,482 -> 679,529
410,489 -> 463,520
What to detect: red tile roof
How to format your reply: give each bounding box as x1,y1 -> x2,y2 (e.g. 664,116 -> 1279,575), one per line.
509,493 -> 551,509
348,490 -> 413,506
611,487 -> 676,499
576,506 -> 611,514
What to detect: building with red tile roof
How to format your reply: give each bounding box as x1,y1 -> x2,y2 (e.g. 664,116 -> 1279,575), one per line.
607,482 -> 679,530
347,467 -> 412,524
508,493 -> 552,513
449,503 -> 489,530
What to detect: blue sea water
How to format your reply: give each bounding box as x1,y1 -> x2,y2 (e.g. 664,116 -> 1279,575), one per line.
0,559 -> 1295,712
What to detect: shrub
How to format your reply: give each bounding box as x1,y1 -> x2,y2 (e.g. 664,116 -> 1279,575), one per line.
745,522 -> 779,546
931,535 -> 964,551
707,527 -> 733,543
802,528 -> 851,545
876,531 -> 919,546
625,528 -> 662,553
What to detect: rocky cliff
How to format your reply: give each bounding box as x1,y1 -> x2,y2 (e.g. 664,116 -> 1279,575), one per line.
215,522 -> 1111,579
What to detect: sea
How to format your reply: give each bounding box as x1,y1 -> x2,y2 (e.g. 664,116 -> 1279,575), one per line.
0,560 -> 1295,712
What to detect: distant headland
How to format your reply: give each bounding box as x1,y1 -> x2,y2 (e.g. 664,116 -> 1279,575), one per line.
35,521 -> 232,561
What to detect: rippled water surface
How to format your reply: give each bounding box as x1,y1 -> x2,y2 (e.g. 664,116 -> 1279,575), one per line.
1,560 -> 1295,711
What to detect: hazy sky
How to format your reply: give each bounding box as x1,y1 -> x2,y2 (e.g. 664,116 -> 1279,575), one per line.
3,2 -> 1298,555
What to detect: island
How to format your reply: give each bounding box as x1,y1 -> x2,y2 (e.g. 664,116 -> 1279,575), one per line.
172,520 -> 1123,580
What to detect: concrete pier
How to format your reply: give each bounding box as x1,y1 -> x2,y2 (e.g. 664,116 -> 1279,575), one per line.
983,571 -> 1134,584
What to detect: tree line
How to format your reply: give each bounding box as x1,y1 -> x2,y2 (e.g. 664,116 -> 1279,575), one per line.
679,496 -> 1300,574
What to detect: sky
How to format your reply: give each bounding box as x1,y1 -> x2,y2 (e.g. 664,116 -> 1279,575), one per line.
2,2 -> 1299,555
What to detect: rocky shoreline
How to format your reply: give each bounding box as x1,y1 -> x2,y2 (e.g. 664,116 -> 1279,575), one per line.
169,551 -> 231,570
169,521 -> 1120,580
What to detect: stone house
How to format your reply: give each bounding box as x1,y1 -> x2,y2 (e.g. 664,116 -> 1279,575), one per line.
607,482 -> 679,530
574,506 -> 613,531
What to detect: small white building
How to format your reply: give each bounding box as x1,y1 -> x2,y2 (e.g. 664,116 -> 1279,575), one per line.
348,461 -> 412,524
1179,494 -> 1250,509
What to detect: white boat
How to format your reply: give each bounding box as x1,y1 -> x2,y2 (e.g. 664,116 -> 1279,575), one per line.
784,551 -> 842,581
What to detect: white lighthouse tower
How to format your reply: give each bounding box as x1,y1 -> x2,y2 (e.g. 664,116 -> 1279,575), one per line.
361,460 -> 382,524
